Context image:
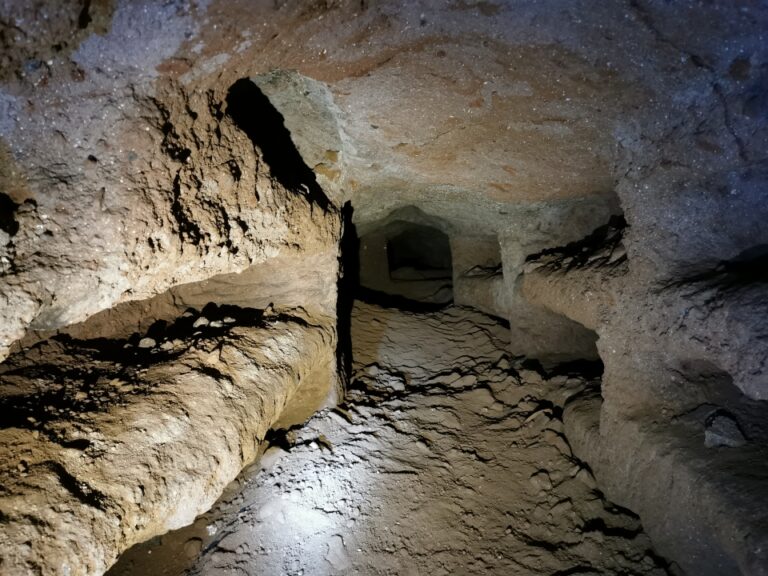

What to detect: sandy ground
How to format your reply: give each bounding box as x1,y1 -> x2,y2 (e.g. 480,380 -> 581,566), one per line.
108,302 -> 670,576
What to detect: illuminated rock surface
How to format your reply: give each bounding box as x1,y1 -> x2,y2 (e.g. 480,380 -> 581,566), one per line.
1,1 -> 767,575
108,303 -> 668,576
0,307 -> 338,575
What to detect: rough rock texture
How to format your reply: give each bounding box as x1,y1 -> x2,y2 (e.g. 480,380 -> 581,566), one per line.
0,0 -> 341,362
0,307 -> 337,575
520,218 -> 628,332
521,220 -> 768,575
450,235 -> 506,318
108,302 -> 670,576
1,1 -> 768,575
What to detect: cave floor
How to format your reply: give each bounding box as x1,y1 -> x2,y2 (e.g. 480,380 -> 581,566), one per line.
110,301 -> 669,576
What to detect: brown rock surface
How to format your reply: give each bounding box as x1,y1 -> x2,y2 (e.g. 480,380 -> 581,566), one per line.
521,218 -> 768,575
1,1 -> 767,575
107,302 -> 670,576
0,308 -> 337,575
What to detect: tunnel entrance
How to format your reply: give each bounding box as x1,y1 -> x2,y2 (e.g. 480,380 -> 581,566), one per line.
386,225 -> 452,282
358,217 -> 453,305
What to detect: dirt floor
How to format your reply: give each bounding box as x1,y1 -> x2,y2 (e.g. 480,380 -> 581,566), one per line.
108,301 -> 670,576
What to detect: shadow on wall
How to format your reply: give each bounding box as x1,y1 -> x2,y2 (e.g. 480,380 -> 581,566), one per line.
337,201 -> 359,391
226,77 -> 330,210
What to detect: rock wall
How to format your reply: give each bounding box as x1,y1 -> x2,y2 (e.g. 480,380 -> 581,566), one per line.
0,0 -> 342,362
520,219 -> 768,575
0,3 -> 344,574
507,5 -> 768,571
0,310 -> 337,575
1,1 -> 767,575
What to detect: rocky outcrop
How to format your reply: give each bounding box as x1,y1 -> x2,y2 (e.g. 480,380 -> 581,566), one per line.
0,1 -> 342,361
520,220 -> 768,575
0,71 -> 341,359
0,308 -> 337,575
520,218 -> 628,332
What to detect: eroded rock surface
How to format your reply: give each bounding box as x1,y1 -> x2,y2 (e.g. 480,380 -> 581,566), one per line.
0,307 -> 337,576
521,219 -> 768,575
108,302 -> 669,576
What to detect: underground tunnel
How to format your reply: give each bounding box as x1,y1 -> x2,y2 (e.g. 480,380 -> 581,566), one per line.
1,2 -> 768,576
359,213 -> 454,305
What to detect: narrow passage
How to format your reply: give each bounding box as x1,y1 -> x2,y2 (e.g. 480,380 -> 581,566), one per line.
111,301 -> 669,576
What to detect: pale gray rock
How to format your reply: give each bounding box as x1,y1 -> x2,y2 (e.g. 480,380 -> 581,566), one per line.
705,411 -> 747,449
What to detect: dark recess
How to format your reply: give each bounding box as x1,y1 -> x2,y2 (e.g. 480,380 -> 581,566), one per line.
78,0 -> 92,29
0,192 -> 20,236
526,215 -> 627,268
543,358 -> 604,379
387,225 -> 452,281
722,244 -> 768,283
225,78 -> 330,210
356,287 -> 453,313
669,243 -> 768,288
358,219 -> 454,305
336,202 -> 358,391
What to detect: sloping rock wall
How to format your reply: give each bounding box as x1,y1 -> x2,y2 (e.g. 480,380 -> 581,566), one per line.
521,220 -> 768,575
0,310 -> 336,576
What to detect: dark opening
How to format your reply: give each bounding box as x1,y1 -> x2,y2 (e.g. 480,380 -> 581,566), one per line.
336,201 -> 359,390
387,226 -> 452,281
0,193 -> 20,237
358,219 -> 453,306
225,78 -> 329,210
78,0 -> 93,29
